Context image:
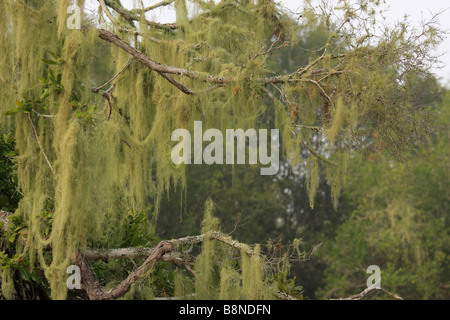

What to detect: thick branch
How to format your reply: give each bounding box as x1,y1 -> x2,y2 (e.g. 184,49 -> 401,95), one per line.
98,29 -> 194,77
98,29 -> 194,94
301,142 -> 338,167
77,234 -> 207,300
83,234 -> 204,260
83,232 -> 257,260
1,214 -> 296,301
76,232 -> 282,300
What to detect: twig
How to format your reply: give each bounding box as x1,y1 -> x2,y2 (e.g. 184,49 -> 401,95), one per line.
130,0 -> 175,13
301,141 -> 337,167
154,293 -> 196,300
262,85 -> 335,167
101,0 -> 177,30
75,231 -> 296,300
306,79 -> 332,103
121,139 -> 132,149
97,29 -> 347,89
97,0 -> 162,44
75,241 -> 175,300
98,0 -> 129,32
28,113 -> 53,172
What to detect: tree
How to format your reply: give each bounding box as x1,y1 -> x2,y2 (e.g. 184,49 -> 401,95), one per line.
0,0 -> 444,300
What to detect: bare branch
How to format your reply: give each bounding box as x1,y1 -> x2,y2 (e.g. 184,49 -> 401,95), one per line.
306,79 -> 332,104
130,0 -> 175,14
32,110 -> 56,118
90,59 -> 133,94
301,141 -> 338,167
335,287 -> 404,300
97,29 -> 192,77
101,0 -> 177,30
253,35 -> 290,60
98,0 -> 131,33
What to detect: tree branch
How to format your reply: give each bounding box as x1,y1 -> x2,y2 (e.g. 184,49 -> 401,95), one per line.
98,29 -> 193,77
98,29 -> 194,94
335,286 -> 404,300
75,241 -> 175,300
75,232 -> 296,300
130,0 -> 175,14
301,142 -> 338,167
28,113 -> 53,172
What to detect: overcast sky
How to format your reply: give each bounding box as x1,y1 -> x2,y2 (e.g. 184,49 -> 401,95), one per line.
102,0 -> 450,86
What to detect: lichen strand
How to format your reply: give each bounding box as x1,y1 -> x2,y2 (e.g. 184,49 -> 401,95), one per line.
0,0 -> 134,299
1,0 -> 59,298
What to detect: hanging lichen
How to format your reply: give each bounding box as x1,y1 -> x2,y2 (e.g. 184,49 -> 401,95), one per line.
305,155 -> 319,209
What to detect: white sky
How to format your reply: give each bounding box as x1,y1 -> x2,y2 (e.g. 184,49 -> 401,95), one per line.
101,0 -> 450,86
